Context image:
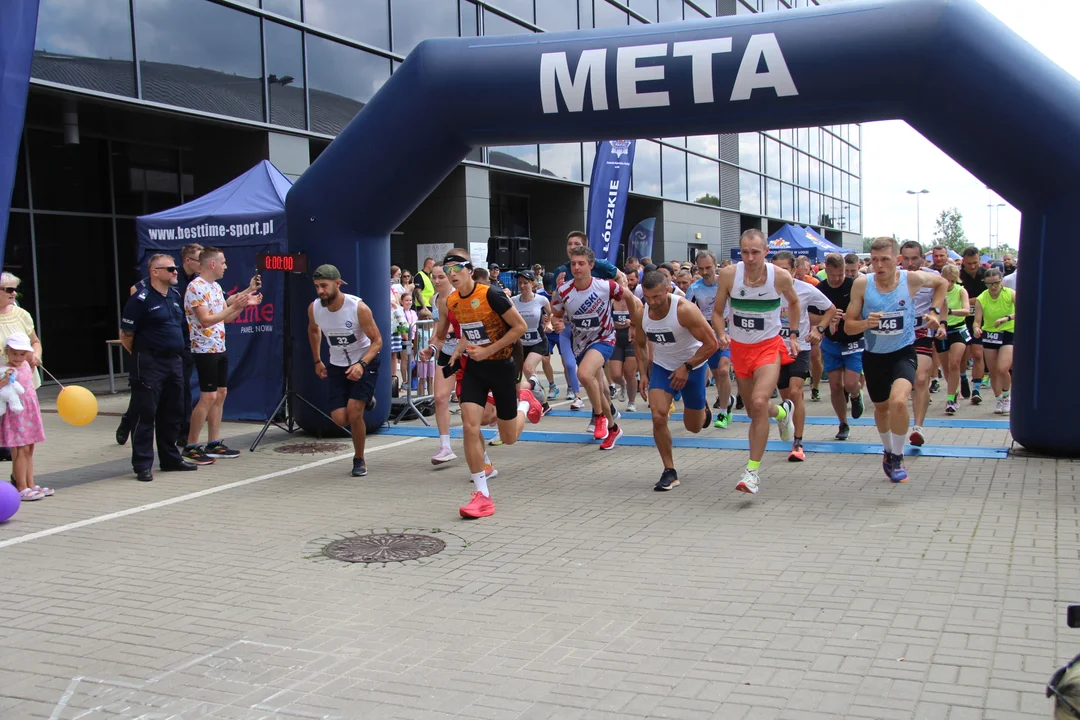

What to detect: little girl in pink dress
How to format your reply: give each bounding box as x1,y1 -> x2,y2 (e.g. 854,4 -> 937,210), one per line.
1,332 -> 50,501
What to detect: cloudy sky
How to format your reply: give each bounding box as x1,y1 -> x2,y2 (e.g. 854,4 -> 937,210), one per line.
861,0 -> 1080,252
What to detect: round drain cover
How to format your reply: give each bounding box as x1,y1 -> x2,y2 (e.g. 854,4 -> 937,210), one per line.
323,533 -> 446,563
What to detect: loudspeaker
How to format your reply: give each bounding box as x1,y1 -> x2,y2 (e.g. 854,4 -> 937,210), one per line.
489,236 -> 512,268
512,236 -> 530,269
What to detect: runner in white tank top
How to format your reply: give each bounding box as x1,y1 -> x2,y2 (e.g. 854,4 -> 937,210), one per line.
632,271 -> 718,491
710,230 -> 803,496
309,265 -> 382,478
900,240 -> 942,447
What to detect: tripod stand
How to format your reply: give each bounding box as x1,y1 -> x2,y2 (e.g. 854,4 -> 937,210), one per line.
250,270 -> 345,451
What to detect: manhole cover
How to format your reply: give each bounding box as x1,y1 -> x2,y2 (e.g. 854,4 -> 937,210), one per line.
322,533 -> 447,563
274,442 -> 350,454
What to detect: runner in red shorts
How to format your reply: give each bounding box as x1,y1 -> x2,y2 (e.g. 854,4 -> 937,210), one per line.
710,229 -> 802,495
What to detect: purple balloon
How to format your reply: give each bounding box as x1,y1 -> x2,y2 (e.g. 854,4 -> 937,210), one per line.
0,481 -> 20,522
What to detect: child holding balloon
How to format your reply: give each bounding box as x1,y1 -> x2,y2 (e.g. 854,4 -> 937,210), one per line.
1,332 -> 49,501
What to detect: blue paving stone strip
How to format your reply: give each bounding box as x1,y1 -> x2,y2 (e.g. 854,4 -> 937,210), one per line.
543,409 -> 1009,429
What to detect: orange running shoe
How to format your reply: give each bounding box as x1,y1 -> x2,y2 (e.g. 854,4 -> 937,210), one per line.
459,491 -> 495,518
788,444 -> 805,462
484,464 -> 498,480
593,414 -> 608,440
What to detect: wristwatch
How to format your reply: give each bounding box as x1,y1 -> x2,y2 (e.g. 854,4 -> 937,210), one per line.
815,325 -> 826,334
683,361 -> 693,373
358,359 -> 369,369
790,329 -> 801,338
929,306 -> 942,316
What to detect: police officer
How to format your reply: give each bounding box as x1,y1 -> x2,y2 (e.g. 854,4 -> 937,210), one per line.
119,253 -> 196,482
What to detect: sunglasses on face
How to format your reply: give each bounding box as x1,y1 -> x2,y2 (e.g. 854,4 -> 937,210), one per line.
442,263 -> 469,274
154,266 -> 179,273
987,281 -> 1001,287
1047,653 -> 1080,718
1,287 -> 16,294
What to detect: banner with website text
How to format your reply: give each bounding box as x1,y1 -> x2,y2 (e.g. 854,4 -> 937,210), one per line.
586,140 -> 635,267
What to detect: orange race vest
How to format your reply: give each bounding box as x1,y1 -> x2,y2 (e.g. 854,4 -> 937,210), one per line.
446,284 -> 513,361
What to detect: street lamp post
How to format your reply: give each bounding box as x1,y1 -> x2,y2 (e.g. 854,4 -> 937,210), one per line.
906,189 -> 930,246
988,202 -> 1005,253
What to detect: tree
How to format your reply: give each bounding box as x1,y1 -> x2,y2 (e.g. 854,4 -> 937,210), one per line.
694,193 -> 721,206
979,243 -> 1018,259
933,207 -> 969,253
862,236 -> 874,252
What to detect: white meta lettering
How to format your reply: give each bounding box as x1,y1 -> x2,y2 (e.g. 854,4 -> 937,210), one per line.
540,49 -> 609,113
671,38 -> 732,104
616,44 -> 670,109
730,33 -> 798,101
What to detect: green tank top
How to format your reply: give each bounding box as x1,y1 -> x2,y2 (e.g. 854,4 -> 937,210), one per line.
946,284 -> 966,328
976,287 -> 1015,333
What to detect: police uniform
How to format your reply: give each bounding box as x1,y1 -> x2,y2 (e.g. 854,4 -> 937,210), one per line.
120,283 -> 189,476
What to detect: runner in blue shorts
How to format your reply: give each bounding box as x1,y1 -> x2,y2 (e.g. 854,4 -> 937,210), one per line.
815,253 -> 867,440
685,249 -> 736,428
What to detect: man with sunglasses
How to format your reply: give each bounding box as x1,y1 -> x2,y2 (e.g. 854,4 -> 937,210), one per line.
120,254 -> 195,482
435,249 -> 543,519
117,244 -> 203,447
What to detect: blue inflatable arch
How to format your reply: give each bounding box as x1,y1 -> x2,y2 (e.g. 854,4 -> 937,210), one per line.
287,0 -> 1080,456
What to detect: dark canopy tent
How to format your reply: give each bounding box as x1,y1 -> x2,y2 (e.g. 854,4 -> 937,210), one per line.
136,160 -> 290,421
730,224 -> 852,261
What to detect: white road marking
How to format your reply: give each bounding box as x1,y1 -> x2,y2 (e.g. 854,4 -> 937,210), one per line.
0,437 -> 423,550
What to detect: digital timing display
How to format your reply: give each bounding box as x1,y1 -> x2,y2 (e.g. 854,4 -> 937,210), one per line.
257,252 -> 309,273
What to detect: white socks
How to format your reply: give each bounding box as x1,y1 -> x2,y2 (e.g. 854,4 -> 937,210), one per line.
517,400 -> 530,416
880,432 -> 906,454
471,471 -> 489,497
439,434 -> 450,450
879,432 -> 891,453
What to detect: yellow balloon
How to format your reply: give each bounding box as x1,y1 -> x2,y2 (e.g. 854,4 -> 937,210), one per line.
57,385 -> 98,427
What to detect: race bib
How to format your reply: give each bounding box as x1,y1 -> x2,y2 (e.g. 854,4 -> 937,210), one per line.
328,333 -> 356,347
572,314 -> 599,330
983,331 -> 1002,345
957,326 -> 971,342
460,321 -> 491,345
648,330 -> 677,345
612,310 -> 630,325
732,313 -> 765,332
873,311 -> 905,335
779,327 -> 790,338
523,330 -> 541,344
842,338 -> 865,355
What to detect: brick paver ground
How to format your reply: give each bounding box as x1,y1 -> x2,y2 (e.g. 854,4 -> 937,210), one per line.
0,379 -> 1075,719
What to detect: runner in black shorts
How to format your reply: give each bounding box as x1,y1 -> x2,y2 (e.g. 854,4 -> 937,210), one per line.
959,246 -> 988,403
609,294 -> 638,413
511,270 -> 552,412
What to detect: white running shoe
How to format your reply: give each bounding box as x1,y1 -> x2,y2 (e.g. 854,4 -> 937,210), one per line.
530,375 -> 546,404
909,426 -> 926,447
488,431 -> 503,446
431,447 -> 457,465
617,386 -> 627,402
776,399 -> 794,443
570,396 -> 585,410
586,419 -> 596,434
1001,396 -> 1011,415
626,402 -> 637,413
736,468 -> 760,495
612,408 -> 621,420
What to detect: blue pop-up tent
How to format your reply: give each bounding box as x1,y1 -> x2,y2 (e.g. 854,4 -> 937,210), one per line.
136,160 -> 291,421
730,224 -> 851,261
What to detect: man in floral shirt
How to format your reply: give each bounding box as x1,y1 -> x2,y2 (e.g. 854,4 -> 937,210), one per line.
182,246 -> 260,463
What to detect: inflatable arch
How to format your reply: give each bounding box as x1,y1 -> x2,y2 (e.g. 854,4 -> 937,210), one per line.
287,0 -> 1080,457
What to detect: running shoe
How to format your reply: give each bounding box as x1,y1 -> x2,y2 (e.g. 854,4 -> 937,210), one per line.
888,454 -> 909,483
548,383 -> 559,399
735,395 -> 745,410
351,457 -> 367,477
776,399 -> 794,442
788,443 -> 805,462
612,408 -> 621,421
1000,396 -> 1011,415
204,442 -> 240,458
713,395 -> 724,410
529,375 -> 547,404
881,451 -> 893,479
909,426 -> 926,447
994,398 -> 1004,415
850,392 -> 864,420
971,389 -> 982,405
599,425 -> 622,450
541,402 -> 552,416
735,468 -> 760,495
960,374 -> 971,398
702,407 -> 712,431
727,395 -> 735,417
484,464 -> 498,480
930,378 -> 941,394
714,412 -> 730,429
488,432 -> 503,446
982,374 -> 991,386
835,423 -> 850,441
945,400 -> 958,415
593,415 -> 608,440
459,491 -> 495,518
609,384 -> 617,400
431,447 -> 457,465
810,388 -> 821,402
570,396 -> 585,410
654,468 -> 680,491
182,446 -> 216,465
617,386 -> 627,403
626,402 -> 637,413
518,388 -> 543,424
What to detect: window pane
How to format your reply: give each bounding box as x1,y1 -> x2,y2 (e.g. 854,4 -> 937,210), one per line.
821,132 -> 832,167
661,146 -> 686,201
303,0 -> 389,48
739,170 -> 760,214
536,0 -> 578,31
687,154 -> 719,206
780,128 -> 793,145
33,0 -> 134,97
629,0 -> 658,22
12,140 -> 28,210
809,158 -> 820,191
781,182 -> 794,220
687,134 -> 718,158
265,22 -> 305,129
263,0 -> 301,19
798,189 -> 810,225
489,0 -> 533,22
850,145 -> 860,176
850,176 -> 860,206
795,127 -> 808,151
136,0 -> 262,121
764,138 -> 779,178
739,133 -> 759,171
582,142 -> 595,184
489,145 -> 539,173
112,141 -> 181,216
658,0 -> 682,21
631,140 -> 661,196
780,143 -> 793,182
3,214 -> 34,315
809,192 -> 819,227
822,164 -> 832,196
808,127 -> 819,156
28,130 -> 110,213
392,0 -> 459,55
796,151 -> 808,188
595,0 -> 628,27
461,0 -> 479,35
540,143 -> 582,182
307,36 -> 391,135
766,178 -> 780,217
484,9 -> 533,34
850,204 -> 861,234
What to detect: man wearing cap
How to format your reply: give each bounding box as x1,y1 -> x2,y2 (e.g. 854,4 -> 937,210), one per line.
308,264 -> 382,477
487,263 -> 509,296
119,253 -> 196,482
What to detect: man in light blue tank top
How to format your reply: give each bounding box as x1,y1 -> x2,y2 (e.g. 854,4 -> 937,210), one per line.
845,237 -> 948,484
